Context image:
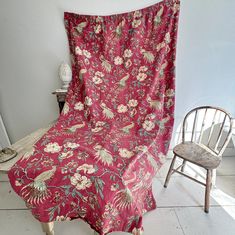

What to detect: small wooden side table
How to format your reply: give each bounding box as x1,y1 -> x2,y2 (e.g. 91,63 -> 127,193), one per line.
52,90 -> 67,113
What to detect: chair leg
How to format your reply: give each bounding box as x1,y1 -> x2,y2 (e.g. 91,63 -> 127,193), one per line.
181,160 -> 187,172
205,169 -> 212,213
41,222 -> 54,235
164,155 -> 177,188
212,169 -> 217,187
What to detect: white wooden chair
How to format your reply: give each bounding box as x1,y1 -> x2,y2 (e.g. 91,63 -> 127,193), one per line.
164,106 -> 234,213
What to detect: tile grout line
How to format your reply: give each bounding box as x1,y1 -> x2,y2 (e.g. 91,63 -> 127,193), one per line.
0,208 -> 29,211
173,208 -> 186,235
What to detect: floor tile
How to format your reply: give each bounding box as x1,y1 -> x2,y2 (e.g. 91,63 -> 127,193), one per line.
142,208 -> 184,235
216,176 -> 235,198
55,219 -> 95,235
0,210 -> 42,235
55,208 -> 184,235
175,206 -> 235,235
153,177 -> 209,207
0,181 -> 26,209
0,172 -> 9,182
217,157 -> 235,176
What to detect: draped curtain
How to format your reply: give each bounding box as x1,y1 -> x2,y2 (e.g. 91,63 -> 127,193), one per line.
8,1 -> 180,234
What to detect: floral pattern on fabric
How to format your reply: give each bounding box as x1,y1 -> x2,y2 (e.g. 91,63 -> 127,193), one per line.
8,0 -> 180,234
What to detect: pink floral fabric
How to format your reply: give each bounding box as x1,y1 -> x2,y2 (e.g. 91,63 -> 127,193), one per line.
8,0 -> 180,234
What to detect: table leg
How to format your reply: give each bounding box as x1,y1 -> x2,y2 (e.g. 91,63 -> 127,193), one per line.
41,222 -> 55,235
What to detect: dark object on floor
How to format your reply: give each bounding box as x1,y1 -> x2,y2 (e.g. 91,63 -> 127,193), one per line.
0,147 -> 17,163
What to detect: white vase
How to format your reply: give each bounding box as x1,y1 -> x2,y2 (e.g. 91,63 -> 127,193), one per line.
58,62 -> 72,90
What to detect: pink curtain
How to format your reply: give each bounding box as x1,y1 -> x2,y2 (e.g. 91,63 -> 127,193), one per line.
8,0 -> 180,234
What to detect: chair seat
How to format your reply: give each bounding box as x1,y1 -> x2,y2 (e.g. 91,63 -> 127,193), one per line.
173,142 -> 221,169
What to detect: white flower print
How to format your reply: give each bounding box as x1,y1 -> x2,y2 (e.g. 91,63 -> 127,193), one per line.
70,173 -> 92,190
91,121 -> 106,132
134,10 -> 142,18
128,99 -> 138,107
75,46 -> 83,55
83,49 -> 91,58
124,49 -> 133,58
166,89 -> 174,97
118,148 -> 134,158
145,113 -> 156,120
74,102 -> 84,111
117,104 -> 128,113
95,71 -> 104,77
114,56 -> 123,65
94,24 -> 102,34
143,120 -> 155,131
85,96 -> 92,106
78,164 -> 95,174
135,145 -> 148,153
132,19 -> 141,28
130,108 -> 137,117
59,151 -> 73,160
44,142 -> 62,153
137,72 -> 147,82
92,76 -> 103,84
96,16 -> 103,23
139,66 -> 148,72
91,127 -> 103,133
64,142 -> 80,149
96,121 -> 106,127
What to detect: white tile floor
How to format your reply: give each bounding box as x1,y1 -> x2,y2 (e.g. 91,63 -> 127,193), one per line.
0,157 -> 235,235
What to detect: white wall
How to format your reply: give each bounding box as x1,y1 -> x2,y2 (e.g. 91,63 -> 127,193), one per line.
0,0 -> 235,144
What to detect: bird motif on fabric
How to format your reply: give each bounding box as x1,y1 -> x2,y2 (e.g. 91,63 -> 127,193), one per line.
159,60 -> 168,77
141,49 -> 155,63
66,121 -> 86,132
113,188 -> 133,209
100,103 -> 114,119
147,96 -> 162,110
94,144 -> 113,166
74,22 -> 88,34
120,122 -> 135,134
157,114 -> 170,132
115,19 -> 126,37
100,56 -> 112,73
118,74 -> 130,88
21,146 -> 35,161
20,166 -> 56,205
154,5 -> 164,26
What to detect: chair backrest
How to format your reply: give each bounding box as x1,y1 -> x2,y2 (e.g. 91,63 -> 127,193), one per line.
182,106 -> 234,156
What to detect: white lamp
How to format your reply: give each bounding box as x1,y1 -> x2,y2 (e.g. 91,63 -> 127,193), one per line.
58,62 -> 72,90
